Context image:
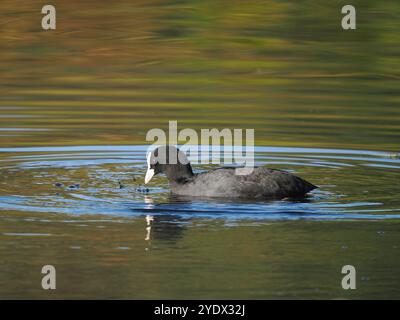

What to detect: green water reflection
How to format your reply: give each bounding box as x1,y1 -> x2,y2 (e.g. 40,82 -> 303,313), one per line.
1,0 -> 399,150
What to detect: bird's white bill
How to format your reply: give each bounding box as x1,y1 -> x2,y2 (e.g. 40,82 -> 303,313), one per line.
144,168 -> 155,184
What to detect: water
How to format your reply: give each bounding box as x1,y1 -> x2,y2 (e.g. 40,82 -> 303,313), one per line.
1,145 -> 400,299
1,0 -> 400,299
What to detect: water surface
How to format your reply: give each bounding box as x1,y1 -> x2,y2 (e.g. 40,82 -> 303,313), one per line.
1,0 -> 400,299
1,146 -> 400,299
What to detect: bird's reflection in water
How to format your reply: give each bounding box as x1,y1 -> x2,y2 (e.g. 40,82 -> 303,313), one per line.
140,192 -> 315,247
141,194 -> 191,246
145,215 -> 153,241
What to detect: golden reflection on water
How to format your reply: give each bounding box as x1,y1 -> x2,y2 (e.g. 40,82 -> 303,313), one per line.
1,0 -> 399,150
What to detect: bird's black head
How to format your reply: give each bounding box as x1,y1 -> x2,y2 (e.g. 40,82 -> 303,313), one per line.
145,145 -> 194,184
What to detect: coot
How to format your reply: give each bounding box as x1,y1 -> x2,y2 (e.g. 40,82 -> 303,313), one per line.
144,145 -> 317,199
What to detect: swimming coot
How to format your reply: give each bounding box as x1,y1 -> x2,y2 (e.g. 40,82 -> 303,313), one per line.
144,145 -> 317,199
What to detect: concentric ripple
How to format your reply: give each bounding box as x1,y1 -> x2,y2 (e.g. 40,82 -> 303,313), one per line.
1,145 -> 399,223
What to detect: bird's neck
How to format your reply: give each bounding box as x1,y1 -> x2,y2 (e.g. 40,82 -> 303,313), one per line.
164,163 -> 194,184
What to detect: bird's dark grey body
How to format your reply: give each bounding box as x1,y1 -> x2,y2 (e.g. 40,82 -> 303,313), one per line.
145,146 -> 317,199
169,167 -> 316,199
